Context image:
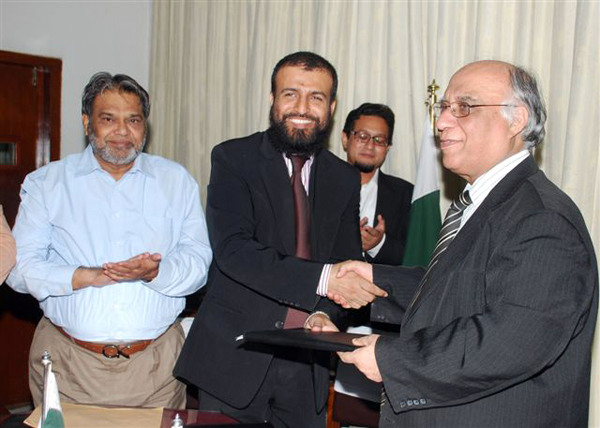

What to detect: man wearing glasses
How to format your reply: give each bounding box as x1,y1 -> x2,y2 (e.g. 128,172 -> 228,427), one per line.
341,103 -> 413,265
334,103 -> 413,426
323,60 -> 598,427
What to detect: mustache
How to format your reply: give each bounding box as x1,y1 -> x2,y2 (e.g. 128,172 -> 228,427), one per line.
282,112 -> 319,123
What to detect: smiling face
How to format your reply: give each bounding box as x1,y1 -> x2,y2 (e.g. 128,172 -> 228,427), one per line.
268,65 -> 336,155
437,61 -> 527,183
83,89 -> 146,171
342,115 -> 390,175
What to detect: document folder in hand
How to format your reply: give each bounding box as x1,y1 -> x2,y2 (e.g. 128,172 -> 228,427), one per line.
237,328 -> 365,352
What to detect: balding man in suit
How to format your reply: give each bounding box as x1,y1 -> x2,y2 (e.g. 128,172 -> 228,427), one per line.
326,60 -> 598,427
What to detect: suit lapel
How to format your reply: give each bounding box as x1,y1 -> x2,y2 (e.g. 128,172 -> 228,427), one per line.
259,135 -> 296,256
405,156 -> 539,322
310,151 -> 341,261
375,171 -> 393,224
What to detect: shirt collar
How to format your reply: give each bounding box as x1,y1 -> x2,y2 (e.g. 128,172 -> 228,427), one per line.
362,168 -> 380,189
74,145 -> 154,178
464,149 -> 530,208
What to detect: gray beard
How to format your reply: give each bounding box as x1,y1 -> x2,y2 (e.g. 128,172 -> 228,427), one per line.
89,133 -> 145,166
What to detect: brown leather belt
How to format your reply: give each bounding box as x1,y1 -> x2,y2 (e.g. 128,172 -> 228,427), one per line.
54,325 -> 154,359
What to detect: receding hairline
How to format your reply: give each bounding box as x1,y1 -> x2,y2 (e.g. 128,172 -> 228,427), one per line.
271,64 -> 335,95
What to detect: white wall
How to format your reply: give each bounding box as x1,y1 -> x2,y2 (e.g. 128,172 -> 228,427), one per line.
0,0 -> 153,158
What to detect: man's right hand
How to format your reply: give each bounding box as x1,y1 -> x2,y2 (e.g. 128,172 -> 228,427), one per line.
326,261 -> 386,309
72,267 -> 115,291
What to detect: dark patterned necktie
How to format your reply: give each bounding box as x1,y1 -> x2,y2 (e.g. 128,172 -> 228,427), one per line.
427,190 -> 472,271
289,155 -> 311,259
284,155 -> 311,328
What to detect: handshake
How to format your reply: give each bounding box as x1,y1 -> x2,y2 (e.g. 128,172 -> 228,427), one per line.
326,260 -> 387,309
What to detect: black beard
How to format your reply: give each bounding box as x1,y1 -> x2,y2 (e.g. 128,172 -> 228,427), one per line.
353,161 -> 376,174
267,107 -> 332,156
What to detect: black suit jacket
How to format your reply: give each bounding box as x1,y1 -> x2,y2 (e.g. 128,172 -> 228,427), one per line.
371,156 -> 598,427
174,131 -> 362,411
364,171 -> 413,265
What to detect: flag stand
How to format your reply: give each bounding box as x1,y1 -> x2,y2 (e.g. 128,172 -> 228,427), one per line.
40,351 -> 51,428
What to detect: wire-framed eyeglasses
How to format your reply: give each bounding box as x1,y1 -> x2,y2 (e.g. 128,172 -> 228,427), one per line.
433,101 -> 516,118
350,130 -> 389,147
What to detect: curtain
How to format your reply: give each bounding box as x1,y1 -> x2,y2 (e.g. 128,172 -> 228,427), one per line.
149,0 -> 600,423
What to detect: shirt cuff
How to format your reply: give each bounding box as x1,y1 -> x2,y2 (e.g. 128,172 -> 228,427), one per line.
317,264 -> 332,296
366,234 -> 386,258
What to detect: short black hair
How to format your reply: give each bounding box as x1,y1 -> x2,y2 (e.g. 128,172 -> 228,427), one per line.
82,72 -> 150,119
270,51 -> 338,102
342,103 -> 395,145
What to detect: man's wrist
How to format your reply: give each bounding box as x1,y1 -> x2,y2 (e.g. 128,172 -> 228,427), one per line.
366,233 -> 386,257
317,264 -> 332,296
72,266 -> 101,290
303,311 -> 330,329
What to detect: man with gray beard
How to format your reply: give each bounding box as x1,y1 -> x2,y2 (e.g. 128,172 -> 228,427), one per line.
7,72 -> 212,408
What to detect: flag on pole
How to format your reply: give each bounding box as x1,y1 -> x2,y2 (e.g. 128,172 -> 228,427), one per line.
38,353 -> 64,428
402,116 -> 442,267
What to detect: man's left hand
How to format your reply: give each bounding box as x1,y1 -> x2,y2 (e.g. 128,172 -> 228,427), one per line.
304,313 -> 339,332
361,215 -> 386,252
338,334 -> 382,382
103,252 -> 161,282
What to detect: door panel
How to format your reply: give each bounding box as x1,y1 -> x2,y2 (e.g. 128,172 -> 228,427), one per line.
0,50 -> 61,406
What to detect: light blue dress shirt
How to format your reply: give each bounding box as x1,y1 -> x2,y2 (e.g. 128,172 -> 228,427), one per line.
7,146 -> 212,342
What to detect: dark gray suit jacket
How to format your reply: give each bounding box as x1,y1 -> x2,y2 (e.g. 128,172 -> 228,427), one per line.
174,131 -> 362,411
371,156 -> 598,427
365,171 -> 413,265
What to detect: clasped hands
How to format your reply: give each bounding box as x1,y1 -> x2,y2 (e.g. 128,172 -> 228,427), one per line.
315,259 -> 384,381
327,260 -> 386,309
72,252 -> 161,290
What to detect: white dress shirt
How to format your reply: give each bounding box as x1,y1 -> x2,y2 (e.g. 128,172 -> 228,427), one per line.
461,150 -> 530,231
283,154 -> 330,296
360,169 -> 386,257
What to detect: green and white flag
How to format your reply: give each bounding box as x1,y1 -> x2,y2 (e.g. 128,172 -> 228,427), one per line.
38,360 -> 64,428
402,116 -> 442,267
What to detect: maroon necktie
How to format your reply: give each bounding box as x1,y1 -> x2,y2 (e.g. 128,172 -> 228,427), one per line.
284,155 -> 311,328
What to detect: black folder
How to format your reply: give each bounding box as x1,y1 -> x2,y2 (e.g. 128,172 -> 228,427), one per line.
236,328 -> 364,352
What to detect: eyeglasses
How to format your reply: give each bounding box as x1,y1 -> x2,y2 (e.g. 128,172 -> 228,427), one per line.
433,101 -> 517,118
350,131 -> 389,147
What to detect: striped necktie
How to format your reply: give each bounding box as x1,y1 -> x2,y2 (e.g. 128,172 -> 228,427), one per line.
407,191 -> 472,312
428,190 -> 472,271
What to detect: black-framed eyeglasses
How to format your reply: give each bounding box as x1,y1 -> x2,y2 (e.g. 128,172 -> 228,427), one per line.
350,130 -> 389,147
433,101 -> 517,118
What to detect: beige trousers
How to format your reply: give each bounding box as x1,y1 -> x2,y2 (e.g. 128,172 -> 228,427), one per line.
29,317 -> 186,409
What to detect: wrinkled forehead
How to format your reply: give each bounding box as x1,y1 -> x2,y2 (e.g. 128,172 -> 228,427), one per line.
444,63 -> 512,102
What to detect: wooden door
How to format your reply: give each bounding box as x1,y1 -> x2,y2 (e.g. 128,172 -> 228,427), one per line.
0,50 -> 61,407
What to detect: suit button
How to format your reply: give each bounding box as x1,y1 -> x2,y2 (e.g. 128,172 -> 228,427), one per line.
275,321 -> 284,329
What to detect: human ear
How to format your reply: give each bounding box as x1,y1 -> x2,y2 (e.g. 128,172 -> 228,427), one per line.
509,105 -> 528,138
341,130 -> 349,151
82,114 -> 90,136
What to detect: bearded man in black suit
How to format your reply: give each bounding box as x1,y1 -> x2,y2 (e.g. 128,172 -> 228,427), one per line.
326,60 -> 598,427
175,51 -> 386,428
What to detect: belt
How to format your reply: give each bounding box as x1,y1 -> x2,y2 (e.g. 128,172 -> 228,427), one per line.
54,325 -> 154,359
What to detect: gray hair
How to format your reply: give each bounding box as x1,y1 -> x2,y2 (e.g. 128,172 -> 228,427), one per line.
502,66 -> 547,149
82,72 -> 150,119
